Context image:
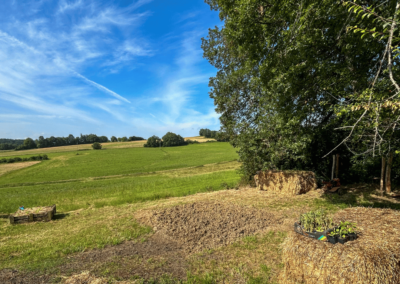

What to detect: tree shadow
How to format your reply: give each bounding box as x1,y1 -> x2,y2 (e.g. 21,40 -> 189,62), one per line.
0,214 -> 9,219
320,183 -> 400,210
53,213 -> 70,220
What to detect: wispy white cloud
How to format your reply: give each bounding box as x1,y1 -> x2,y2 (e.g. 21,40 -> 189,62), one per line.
57,0 -> 83,14
0,0 -> 221,138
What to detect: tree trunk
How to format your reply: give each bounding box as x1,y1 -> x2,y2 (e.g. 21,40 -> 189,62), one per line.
335,154 -> 340,178
331,155 -> 336,180
381,157 -> 386,195
385,153 -> 394,194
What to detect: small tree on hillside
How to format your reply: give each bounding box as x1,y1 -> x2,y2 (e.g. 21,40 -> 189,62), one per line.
144,135 -> 162,147
111,136 -> 117,142
92,142 -> 102,150
162,132 -> 185,147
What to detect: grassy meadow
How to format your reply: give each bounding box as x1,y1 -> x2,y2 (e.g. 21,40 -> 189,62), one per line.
0,141 -> 242,272
0,143 -> 237,185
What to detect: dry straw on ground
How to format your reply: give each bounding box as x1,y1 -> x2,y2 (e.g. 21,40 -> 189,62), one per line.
279,207 -> 400,284
254,170 -> 317,196
62,271 -> 136,284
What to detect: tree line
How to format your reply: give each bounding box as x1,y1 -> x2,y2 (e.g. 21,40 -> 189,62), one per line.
202,0 -> 400,188
0,134 -> 144,151
199,128 -> 229,141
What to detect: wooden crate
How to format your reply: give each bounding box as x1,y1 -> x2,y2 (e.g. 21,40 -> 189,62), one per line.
9,205 -> 56,225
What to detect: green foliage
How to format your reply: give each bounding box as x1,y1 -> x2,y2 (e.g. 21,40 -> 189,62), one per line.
118,136 -> 128,142
162,132 -> 185,147
0,139 -> 24,150
299,209 -> 334,233
202,0 -> 398,183
0,154 -> 49,164
144,135 -> 162,147
110,136 -> 118,142
91,142 -> 102,150
36,134 -> 108,148
15,138 -> 37,150
199,129 -> 229,141
330,221 -> 358,238
128,136 -> 144,141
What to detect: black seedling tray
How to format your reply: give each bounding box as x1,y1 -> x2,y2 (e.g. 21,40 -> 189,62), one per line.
294,222 -> 357,244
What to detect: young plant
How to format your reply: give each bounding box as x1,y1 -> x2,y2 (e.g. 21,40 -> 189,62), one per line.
337,221 -> 358,238
300,209 -> 334,232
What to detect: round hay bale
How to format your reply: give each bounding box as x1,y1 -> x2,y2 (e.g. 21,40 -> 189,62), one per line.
279,207 -> 400,283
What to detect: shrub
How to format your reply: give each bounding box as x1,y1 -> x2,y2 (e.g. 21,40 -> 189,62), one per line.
129,136 -> 145,141
144,136 -> 162,147
162,132 -> 185,147
186,139 -> 199,145
0,155 -> 50,164
92,142 -> 102,150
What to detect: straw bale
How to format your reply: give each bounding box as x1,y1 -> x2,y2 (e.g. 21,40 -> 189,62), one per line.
254,170 -> 317,196
279,207 -> 400,284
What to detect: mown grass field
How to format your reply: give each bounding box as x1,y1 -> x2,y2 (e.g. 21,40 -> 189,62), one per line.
0,140 -> 147,157
0,142 -> 242,274
0,143 -> 237,185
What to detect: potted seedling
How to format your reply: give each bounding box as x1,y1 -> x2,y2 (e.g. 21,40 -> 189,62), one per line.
337,221 -> 358,244
326,221 -> 358,244
294,209 -> 335,241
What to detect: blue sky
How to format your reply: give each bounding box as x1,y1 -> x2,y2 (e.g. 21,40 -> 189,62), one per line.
0,0 -> 222,139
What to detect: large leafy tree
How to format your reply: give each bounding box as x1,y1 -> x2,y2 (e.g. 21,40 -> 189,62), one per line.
162,132 -> 186,147
202,0 -> 396,181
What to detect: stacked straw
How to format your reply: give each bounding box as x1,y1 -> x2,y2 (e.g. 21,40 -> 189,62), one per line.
254,170 -> 317,195
279,207 -> 400,283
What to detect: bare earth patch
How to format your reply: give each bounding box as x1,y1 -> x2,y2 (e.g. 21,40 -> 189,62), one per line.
0,161 -> 40,177
138,202 -> 283,253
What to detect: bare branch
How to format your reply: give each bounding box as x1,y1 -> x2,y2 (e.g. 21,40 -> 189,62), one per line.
387,2 -> 400,92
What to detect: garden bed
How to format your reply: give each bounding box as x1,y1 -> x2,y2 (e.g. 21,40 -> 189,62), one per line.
9,205 -> 56,224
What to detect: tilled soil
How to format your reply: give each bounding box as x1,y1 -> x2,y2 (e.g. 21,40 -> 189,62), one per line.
141,202 -> 283,252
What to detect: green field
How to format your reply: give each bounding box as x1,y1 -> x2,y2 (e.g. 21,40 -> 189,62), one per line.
0,142 -> 241,272
0,143 -> 238,186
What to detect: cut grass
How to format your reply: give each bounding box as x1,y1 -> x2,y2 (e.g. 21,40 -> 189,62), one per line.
0,164 -> 240,213
0,143 -> 238,185
0,161 -> 40,177
0,205 -> 152,271
187,231 -> 286,283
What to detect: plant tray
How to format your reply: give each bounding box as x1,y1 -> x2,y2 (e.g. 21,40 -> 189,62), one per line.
9,205 -> 56,225
294,222 -> 357,244
294,222 -> 334,242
